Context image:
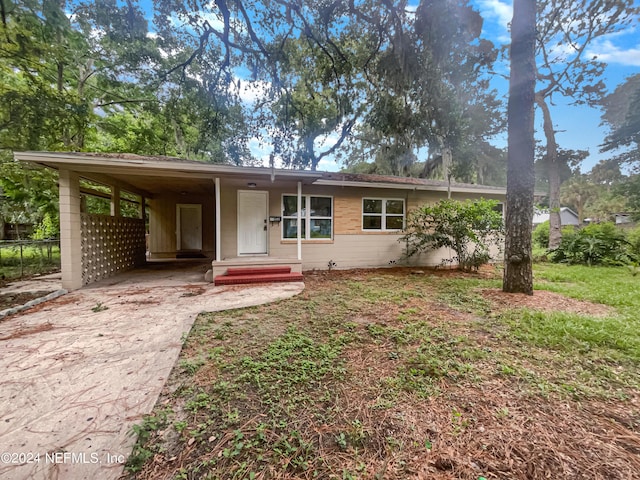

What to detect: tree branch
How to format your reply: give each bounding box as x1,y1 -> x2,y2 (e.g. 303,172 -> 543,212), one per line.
95,99 -> 157,108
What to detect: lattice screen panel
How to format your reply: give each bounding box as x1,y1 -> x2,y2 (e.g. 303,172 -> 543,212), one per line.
81,214 -> 146,286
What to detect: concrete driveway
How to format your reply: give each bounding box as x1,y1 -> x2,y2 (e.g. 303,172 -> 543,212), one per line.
0,263 -> 304,480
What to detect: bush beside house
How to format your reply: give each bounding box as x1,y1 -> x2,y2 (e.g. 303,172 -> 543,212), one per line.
401,199 -> 504,271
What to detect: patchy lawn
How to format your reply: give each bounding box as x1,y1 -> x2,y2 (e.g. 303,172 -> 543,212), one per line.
124,265 -> 640,480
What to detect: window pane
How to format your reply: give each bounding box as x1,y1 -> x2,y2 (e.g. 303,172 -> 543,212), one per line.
386,216 -> 404,230
283,218 -> 306,238
310,219 -> 332,238
363,199 -> 382,214
386,200 -> 404,215
310,197 -> 332,217
283,196 -> 297,216
283,196 -> 305,217
363,215 -> 382,229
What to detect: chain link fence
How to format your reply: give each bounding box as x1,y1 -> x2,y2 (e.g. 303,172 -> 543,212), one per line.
0,240 -> 61,281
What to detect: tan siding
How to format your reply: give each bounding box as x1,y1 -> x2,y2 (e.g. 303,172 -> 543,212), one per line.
141,179 -> 506,268
334,195 -> 362,234
220,186 -> 238,258
148,196 -> 175,255
296,234 -> 450,270
149,192 -> 215,257
294,188 -> 504,270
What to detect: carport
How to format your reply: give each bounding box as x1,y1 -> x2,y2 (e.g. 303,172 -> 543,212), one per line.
14,152 -> 218,290
14,152 -> 318,291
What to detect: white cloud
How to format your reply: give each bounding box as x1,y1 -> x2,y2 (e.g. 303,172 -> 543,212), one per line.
169,10 -> 225,34
586,39 -> 640,67
476,0 -> 512,31
316,157 -> 341,172
235,79 -> 271,105
247,136 -> 273,166
406,3 -> 418,16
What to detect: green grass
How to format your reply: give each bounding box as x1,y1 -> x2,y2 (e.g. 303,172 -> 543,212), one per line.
534,263 -> 640,312
125,265 -> 640,479
0,243 -> 60,280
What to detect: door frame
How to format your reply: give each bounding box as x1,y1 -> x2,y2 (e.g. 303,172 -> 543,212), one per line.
176,203 -> 202,251
237,190 -> 269,255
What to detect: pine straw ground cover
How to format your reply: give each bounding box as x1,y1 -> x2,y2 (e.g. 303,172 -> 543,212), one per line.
124,265 -> 640,480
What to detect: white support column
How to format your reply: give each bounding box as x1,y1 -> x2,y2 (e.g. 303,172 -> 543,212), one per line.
297,181 -> 302,261
110,185 -> 121,217
59,169 -> 83,291
215,177 -> 221,262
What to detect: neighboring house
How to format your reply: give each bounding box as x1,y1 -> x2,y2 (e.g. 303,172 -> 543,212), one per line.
615,213 -> 633,225
2,223 -> 33,240
15,152 -> 506,290
532,207 -> 580,227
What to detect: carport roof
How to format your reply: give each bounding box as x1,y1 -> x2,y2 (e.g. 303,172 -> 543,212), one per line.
14,151 -> 507,196
14,151 -> 324,197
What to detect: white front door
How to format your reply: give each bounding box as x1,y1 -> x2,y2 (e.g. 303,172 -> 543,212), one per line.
237,190 -> 268,255
177,204 -> 202,251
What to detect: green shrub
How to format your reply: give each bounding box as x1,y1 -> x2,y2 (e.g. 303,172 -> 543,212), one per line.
627,225 -> 640,258
532,244 -> 549,262
401,199 -> 504,272
533,221 -> 576,249
551,222 -> 635,266
31,213 -> 59,240
532,221 -> 550,248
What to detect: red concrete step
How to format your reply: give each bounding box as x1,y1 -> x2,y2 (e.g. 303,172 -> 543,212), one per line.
225,266 -> 292,276
214,272 -> 303,286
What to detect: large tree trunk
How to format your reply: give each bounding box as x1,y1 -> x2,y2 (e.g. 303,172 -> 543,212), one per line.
503,0 -> 536,295
442,143 -> 453,199
536,94 -> 562,249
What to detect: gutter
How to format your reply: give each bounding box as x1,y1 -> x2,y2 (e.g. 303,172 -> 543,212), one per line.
13,152 -> 324,180
313,179 -> 506,195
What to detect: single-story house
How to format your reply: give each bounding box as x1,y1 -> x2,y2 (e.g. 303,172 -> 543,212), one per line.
532,207 -> 580,227
14,152 -> 506,290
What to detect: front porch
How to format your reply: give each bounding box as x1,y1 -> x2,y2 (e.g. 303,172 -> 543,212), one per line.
211,257 -> 303,285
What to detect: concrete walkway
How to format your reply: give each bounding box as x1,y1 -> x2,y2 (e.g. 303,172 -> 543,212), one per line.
0,264 -> 304,480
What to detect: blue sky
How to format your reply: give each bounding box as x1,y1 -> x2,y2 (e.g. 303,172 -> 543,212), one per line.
301,0 -> 640,173
469,0 -> 640,173
142,0 -> 640,174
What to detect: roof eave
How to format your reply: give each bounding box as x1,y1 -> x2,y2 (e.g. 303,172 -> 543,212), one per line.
313,178 -> 506,195
13,151 -> 324,180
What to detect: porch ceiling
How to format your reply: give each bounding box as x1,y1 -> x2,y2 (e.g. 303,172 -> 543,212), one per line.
85,171 -> 217,197
77,169 -> 312,196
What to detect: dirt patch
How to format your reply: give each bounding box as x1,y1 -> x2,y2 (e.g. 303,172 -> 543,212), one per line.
179,287 -> 206,297
0,322 -> 54,341
0,290 -> 55,310
480,288 -> 614,316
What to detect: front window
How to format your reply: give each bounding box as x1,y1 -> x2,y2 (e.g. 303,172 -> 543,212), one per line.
282,195 -> 333,239
363,198 -> 405,230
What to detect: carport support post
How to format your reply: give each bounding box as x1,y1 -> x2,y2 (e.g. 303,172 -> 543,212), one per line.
215,177 -> 221,262
139,196 -> 146,220
59,169 -> 83,291
297,181 -> 302,261
111,185 -> 121,217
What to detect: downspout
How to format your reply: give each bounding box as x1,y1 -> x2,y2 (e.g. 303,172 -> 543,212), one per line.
297,181 -> 302,261
215,177 -> 221,262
